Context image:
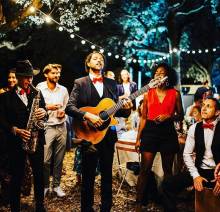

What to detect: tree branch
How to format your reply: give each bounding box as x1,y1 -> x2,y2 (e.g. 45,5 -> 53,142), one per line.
0,0 -> 43,33
132,44 -> 167,56
175,3 -> 207,17
168,0 -> 187,12
0,36 -> 31,50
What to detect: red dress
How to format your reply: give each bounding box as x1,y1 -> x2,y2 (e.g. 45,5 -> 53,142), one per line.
140,88 -> 179,153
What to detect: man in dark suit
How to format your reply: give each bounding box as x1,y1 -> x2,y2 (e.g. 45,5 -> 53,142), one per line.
66,51 -> 132,212
0,60 -> 47,212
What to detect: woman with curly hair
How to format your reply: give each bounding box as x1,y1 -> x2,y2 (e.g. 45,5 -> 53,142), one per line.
135,63 -> 184,211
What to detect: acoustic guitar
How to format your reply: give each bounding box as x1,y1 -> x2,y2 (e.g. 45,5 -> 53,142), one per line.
73,76 -> 168,144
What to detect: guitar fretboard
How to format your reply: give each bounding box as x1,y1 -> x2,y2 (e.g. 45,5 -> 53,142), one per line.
106,84 -> 150,116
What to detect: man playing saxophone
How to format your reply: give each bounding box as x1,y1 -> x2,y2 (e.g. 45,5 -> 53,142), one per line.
0,60 -> 47,212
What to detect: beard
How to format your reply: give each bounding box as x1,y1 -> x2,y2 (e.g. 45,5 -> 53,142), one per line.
48,77 -> 58,84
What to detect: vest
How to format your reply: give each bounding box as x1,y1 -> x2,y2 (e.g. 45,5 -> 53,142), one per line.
90,83 -> 112,106
194,121 -> 220,168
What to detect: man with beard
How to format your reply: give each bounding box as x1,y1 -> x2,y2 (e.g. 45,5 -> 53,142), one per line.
37,64 -> 69,197
66,51 -> 133,212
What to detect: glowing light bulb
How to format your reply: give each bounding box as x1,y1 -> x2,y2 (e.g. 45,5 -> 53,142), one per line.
45,16 -> 52,23
58,26 -> 63,31
29,6 -> 36,13
81,40 -> 86,45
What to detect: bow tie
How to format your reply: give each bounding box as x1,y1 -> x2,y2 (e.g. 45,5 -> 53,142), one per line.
202,123 -> 214,130
19,88 -> 30,95
92,77 -> 103,84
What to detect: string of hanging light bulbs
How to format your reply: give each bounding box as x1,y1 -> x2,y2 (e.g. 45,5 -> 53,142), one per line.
27,6 -> 219,65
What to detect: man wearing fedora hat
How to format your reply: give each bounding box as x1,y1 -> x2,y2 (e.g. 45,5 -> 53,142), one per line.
0,60 -> 47,212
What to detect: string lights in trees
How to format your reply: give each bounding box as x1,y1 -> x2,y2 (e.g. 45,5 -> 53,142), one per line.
26,5 -> 219,65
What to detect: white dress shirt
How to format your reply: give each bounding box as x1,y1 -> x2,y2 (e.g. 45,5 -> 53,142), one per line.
16,86 -> 28,106
89,73 -> 103,97
37,81 -> 69,126
123,82 -> 131,96
183,120 -> 217,179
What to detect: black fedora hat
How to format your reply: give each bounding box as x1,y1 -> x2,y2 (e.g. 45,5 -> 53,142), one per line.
16,60 -> 40,76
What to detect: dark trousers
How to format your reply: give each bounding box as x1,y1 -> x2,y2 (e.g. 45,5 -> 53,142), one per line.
9,143 -> 44,212
81,131 -> 115,212
161,169 -> 215,212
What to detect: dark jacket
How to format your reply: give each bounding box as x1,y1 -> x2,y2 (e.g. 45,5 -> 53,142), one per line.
66,76 -> 131,122
0,87 -> 47,149
117,81 -> 137,110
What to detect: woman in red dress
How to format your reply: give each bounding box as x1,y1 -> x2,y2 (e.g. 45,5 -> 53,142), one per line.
135,63 -> 184,211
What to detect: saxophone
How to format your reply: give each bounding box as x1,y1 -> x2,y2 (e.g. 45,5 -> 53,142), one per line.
22,84 -> 45,154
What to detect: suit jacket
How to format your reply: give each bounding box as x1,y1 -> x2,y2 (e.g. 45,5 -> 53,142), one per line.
66,76 -> 131,122
117,81 -> 137,110
0,87 -> 46,149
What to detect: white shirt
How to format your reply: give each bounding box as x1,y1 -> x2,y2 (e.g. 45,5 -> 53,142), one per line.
123,83 -> 131,96
89,73 -> 103,97
16,86 -> 28,106
36,81 -> 69,125
183,120 -> 217,179
185,104 -> 195,124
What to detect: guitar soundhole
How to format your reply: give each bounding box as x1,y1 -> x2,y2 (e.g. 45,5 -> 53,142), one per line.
99,111 -> 109,121
96,111 -> 110,131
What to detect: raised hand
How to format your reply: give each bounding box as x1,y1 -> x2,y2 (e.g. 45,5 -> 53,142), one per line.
35,108 -> 47,120
121,98 -> 133,109
46,104 -> 62,111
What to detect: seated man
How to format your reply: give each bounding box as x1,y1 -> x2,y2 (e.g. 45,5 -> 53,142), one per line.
161,97 -> 220,212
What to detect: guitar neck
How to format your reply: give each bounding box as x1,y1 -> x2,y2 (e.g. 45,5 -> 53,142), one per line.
106,84 -> 150,116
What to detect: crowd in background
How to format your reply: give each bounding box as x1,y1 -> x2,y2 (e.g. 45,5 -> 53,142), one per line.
0,57 -> 220,212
